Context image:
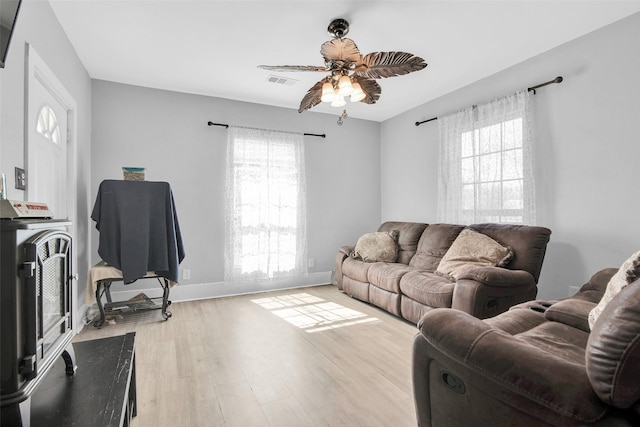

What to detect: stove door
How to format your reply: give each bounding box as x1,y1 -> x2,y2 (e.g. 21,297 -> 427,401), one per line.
22,230 -> 73,380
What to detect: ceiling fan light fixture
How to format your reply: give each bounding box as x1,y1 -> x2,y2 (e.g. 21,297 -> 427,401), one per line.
260,17 -> 427,113
350,83 -> 366,102
338,75 -> 354,96
331,95 -> 346,107
321,82 -> 335,102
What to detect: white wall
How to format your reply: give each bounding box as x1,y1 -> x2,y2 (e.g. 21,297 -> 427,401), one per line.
381,13 -> 640,299
6,3 -> 637,309
0,1 -> 92,324
91,80 -> 381,300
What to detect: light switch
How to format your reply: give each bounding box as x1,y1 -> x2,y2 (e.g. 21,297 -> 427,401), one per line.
15,167 -> 25,190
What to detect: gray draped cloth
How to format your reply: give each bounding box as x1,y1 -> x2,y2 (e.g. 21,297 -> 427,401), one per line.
91,179 -> 185,284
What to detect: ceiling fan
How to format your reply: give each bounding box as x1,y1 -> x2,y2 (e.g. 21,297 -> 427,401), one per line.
258,18 -> 427,114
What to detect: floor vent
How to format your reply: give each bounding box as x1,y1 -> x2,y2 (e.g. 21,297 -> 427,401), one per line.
266,75 -> 298,86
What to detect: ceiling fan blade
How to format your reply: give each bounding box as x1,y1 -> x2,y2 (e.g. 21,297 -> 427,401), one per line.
354,52 -> 427,79
320,38 -> 361,63
351,75 -> 381,104
298,79 -> 325,113
258,65 -> 329,72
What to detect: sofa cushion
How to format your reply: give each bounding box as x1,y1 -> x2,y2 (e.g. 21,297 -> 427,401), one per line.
435,228 -> 513,281
352,231 -> 399,263
409,223 -> 465,271
517,321 -> 590,364
586,280 -> 640,408
588,251 -> 640,329
580,268 -> 617,295
342,256 -> 374,283
544,299 -> 595,333
367,262 -> 413,293
485,306 -> 547,335
378,221 -> 428,265
400,270 -> 455,308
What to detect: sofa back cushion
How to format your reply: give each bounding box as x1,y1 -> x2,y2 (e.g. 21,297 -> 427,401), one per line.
409,224 -> 465,271
377,222 -> 428,265
586,280 -> 640,408
469,223 -> 551,282
579,268 -> 617,295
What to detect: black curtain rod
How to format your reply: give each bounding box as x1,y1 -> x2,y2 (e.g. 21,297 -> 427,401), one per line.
207,121 -> 326,138
414,76 -> 563,127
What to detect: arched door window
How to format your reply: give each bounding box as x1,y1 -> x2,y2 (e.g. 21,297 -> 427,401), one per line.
36,105 -> 61,145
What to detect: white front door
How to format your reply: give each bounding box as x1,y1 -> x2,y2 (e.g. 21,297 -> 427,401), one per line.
26,44 -> 79,326
26,45 -> 76,221
28,73 -> 68,218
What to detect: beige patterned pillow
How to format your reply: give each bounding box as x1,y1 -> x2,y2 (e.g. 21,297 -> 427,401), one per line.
435,228 -> 513,280
588,251 -> 640,330
352,231 -> 399,263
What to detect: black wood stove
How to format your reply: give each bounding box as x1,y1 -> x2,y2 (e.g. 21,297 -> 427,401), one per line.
1,219 -> 76,426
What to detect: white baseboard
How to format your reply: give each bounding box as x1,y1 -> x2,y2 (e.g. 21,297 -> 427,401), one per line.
101,271 -> 333,304
74,271 -> 333,334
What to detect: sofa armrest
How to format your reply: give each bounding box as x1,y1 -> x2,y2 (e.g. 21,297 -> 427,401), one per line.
452,269 -> 538,318
457,267 -> 536,287
339,245 -> 354,256
335,245 -> 355,290
416,309 -> 608,424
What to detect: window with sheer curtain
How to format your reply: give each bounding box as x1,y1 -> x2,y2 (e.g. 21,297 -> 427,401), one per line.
224,126 -> 308,282
438,90 -> 535,224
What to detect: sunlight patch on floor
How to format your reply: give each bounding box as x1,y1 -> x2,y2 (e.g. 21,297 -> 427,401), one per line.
251,292 -> 378,332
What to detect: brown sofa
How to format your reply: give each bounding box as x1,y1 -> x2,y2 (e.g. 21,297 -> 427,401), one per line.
335,222 -> 552,323
412,268 -> 640,426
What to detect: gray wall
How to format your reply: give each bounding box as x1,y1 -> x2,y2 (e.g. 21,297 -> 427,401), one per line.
91,80 -> 381,299
381,13 -> 640,299
0,1 -> 92,324
5,3 -> 637,310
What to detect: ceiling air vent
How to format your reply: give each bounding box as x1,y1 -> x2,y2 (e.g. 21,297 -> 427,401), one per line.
266,75 -> 298,86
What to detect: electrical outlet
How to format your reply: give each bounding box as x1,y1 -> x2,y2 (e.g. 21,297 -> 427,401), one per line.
308,258 -> 315,268
15,167 -> 25,190
182,269 -> 191,280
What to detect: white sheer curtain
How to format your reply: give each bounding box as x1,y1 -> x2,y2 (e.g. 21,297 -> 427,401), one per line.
224,126 -> 308,282
437,90 -> 535,224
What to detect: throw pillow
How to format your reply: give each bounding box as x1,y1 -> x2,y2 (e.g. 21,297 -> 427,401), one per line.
352,231 -> 399,263
588,250 -> 640,330
435,228 -> 513,281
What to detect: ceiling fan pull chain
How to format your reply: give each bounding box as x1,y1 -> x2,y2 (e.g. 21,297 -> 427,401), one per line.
337,109 -> 349,126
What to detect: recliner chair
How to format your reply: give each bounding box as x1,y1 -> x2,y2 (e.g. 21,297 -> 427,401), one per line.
412,267 -> 640,426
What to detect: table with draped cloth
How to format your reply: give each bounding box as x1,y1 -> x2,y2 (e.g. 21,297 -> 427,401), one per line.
87,179 -> 185,326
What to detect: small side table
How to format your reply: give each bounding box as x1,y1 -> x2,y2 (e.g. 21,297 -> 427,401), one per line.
87,262 -> 173,328
30,333 -> 137,427
94,277 -> 172,328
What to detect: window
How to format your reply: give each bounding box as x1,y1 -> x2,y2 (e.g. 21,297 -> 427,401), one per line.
224,126 -> 308,281
36,105 -> 61,145
438,90 -> 535,224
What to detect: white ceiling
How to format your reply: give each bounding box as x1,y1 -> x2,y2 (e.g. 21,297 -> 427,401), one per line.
49,0 -> 640,122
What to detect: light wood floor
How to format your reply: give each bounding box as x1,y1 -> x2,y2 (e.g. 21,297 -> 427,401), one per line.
74,285 -> 419,427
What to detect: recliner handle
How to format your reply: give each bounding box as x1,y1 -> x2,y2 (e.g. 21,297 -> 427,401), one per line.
441,371 -> 466,394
